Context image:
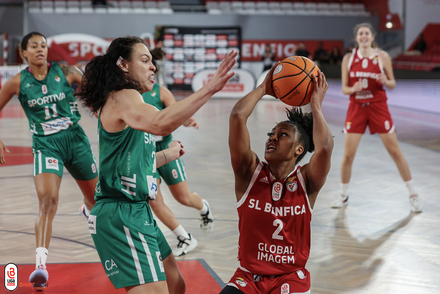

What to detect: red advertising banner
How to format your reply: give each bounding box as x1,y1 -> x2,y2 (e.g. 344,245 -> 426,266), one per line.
242,40 -> 344,62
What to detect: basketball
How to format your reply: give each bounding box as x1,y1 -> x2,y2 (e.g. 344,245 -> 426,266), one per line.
272,56 -> 320,106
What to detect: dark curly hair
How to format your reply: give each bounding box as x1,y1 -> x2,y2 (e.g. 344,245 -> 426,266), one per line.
75,36 -> 144,113
285,107 -> 314,164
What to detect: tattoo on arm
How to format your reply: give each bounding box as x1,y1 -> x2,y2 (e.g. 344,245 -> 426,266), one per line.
61,64 -> 83,77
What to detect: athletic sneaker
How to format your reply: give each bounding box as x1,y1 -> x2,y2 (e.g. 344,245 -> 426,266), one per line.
79,204 -> 89,219
331,195 -> 349,208
29,265 -> 48,291
410,194 -> 423,213
200,199 -> 214,233
172,234 -> 198,257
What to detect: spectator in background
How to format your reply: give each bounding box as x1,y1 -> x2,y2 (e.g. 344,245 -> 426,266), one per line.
329,45 -> 342,65
313,41 -> 329,65
262,44 -> 275,72
293,42 -> 312,59
405,33 -> 427,56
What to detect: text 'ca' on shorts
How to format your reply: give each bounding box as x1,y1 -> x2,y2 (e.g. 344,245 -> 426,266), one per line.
32,124 -> 97,180
344,100 -> 395,134
89,200 -> 172,289
225,266 -> 311,294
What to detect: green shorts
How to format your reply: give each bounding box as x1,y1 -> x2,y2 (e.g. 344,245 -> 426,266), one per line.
32,124 -> 97,180
89,200 -> 172,289
156,138 -> 187,185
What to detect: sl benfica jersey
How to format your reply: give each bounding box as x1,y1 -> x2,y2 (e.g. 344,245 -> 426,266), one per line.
347,48 -> 387,103
236,161 -> 312,276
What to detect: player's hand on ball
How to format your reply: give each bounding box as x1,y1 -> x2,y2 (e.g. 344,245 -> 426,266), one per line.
262,62 -> 280,97
310,71 -> 328,106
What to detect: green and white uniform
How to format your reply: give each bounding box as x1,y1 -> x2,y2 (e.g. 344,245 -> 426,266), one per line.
142,84 -> 187,185
18,63 -> 97,180
89,114 -> 171,289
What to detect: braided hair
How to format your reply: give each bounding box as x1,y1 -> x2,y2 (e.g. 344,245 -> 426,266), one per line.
285,107 -> 314,164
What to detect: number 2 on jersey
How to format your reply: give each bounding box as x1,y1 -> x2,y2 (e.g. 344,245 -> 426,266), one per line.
272,219 -> 284,240
45,104 -> 59,120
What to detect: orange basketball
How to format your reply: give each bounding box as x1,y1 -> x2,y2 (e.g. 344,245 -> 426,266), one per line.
272,56 -> 319,106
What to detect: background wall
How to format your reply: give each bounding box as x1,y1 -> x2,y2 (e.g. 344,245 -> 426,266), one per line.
24,13 -> 375,49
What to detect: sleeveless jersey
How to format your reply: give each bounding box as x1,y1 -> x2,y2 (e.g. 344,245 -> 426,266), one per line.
347,48 -> 387,103
142,84 -> 172,142
18,63 -> 81,136
94,115 -> 157,202
237,162 -> 312,276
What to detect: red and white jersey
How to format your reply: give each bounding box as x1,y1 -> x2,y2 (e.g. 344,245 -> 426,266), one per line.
347,48 -> 387,103
236,161 -> 312,276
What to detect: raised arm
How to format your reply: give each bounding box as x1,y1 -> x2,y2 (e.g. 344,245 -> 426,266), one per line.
109,50 -> 237,135
301,71 -> 334,207
0,74 -> 21,164
160,86 -> 199,129
229,64 -> 277,200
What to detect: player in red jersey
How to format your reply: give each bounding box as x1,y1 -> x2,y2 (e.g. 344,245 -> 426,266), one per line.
331,23 -> 422,212
221,68 -> 333,294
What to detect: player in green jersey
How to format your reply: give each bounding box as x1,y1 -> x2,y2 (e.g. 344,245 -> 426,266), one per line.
142,80 -> 214,257
76,36 -> 236,293
0,32 -> 98,290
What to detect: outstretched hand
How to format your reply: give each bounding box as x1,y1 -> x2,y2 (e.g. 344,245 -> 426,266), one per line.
310,70 -> 328,106
206,50 -> 238,94
0,138 -> 11,165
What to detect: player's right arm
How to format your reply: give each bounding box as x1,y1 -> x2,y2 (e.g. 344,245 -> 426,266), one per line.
229,64 -> 277,201
0,73 -> 21,164
341,53 -> 362,95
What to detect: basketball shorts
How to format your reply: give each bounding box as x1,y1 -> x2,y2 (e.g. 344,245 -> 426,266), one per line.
344,100 -> 394,134
89,200 -> 172,289
156,138 -> 187,185
32,124 -> 97,180
224,266 -> 311,294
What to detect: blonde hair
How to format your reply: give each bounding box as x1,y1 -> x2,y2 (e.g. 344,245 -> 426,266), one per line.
353,23 -> 379,49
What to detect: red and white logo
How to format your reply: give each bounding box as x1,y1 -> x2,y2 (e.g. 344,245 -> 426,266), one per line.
4,263 -> 18,291
281,283 -> 290,294
272,181 -> 283,201
42,85 -> 48,94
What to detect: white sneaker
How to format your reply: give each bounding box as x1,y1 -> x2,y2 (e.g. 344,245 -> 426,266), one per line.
410,194 -> 422,213
172,234 -> 198,257
200,199 -> 214,233
331,195 -> 349,208
29,265 -> 49,291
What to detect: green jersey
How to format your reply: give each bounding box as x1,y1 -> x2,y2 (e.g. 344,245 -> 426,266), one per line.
95,114 -> 158,202
18,63 -> 81,136
142,84 -> 172,142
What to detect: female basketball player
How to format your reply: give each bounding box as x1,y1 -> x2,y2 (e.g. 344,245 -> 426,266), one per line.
222,67 -> 333,294
0,32 -> 98,291
76,36 -> 236,293
331,23 -> 422,212
143,83 -> 214,257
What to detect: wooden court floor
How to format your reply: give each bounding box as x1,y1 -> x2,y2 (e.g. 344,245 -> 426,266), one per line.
1,84 -> 440,294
